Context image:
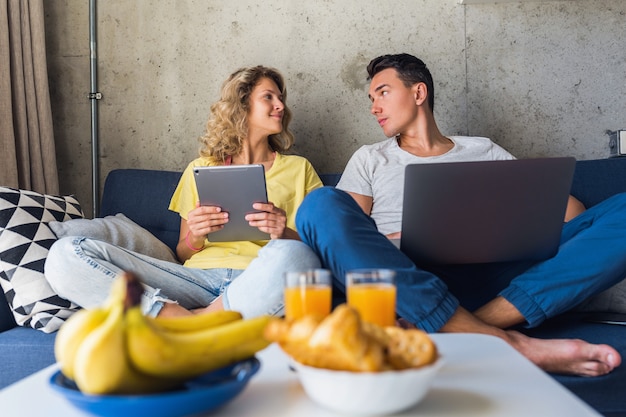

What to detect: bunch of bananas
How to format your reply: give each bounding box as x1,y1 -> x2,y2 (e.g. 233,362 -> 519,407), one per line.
54,272 -> 272,395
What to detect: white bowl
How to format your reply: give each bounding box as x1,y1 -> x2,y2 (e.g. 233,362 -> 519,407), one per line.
292,358 -> 444,416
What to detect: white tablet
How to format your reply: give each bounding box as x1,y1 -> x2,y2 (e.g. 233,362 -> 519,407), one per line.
193,165 -> 270,242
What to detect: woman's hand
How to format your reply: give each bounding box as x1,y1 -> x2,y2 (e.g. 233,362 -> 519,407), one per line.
176,203 -> 229,262
187,203 -> 229,238
245,202 -> 290,240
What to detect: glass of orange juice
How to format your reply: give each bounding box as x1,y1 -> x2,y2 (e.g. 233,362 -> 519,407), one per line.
284,269 -> 332,321
346,269 -> 396,327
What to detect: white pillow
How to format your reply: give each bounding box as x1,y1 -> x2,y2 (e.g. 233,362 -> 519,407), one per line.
48,213 -> 179,264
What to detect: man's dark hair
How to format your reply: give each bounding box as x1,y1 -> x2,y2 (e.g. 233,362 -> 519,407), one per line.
367,53 -> 435,111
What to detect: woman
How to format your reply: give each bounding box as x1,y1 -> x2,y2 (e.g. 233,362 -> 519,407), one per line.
45,65 -> 323,318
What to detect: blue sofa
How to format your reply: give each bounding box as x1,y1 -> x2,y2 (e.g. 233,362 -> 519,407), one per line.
1,159 -> 626,416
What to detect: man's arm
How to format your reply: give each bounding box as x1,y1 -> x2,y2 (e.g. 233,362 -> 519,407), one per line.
346,191 -> 373,215
564,195 -> 585,222
345,191 -> 400,239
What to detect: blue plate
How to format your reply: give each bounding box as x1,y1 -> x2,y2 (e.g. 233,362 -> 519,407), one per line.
49,357 -> 260,417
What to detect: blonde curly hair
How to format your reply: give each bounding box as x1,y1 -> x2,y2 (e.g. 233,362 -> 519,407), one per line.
199,65 -> 294,162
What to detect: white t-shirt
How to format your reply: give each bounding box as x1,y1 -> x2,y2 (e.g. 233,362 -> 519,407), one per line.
337,136 -> 515,235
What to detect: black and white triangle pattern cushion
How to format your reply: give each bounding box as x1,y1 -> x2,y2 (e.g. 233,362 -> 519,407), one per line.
0,187 -> 84,333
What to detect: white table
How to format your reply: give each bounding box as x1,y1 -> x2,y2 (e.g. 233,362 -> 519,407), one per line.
0,333 -> 600,416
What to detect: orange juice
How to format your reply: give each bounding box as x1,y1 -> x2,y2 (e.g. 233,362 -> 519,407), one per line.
347,284 -> 396,327
284,285 -> 332,320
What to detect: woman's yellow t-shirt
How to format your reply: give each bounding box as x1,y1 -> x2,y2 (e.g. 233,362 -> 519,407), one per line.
168,153 -> 323,269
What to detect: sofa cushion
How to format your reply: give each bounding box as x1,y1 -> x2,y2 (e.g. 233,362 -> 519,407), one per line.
0,187 -> 83,333
0,325 -> 56,389
523,313 -> 626,417
49,213 -> 179,263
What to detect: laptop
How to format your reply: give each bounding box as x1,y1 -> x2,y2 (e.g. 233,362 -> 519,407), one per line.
399,157 -> 576,265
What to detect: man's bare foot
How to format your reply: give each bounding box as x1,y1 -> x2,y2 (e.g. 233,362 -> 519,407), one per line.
506,330 -> 621,377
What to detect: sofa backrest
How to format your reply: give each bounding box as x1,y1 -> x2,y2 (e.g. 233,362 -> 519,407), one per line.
571,158 -> 626,208
93,159 -> 626,252
100,169 -> 183,252
320,160 -> 626,209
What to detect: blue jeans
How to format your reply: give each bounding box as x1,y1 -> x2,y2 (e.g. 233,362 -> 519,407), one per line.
296,187 -> 626,332
44,237 -> 321,318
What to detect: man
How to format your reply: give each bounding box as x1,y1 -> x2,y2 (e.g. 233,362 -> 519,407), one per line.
296,53 -> 626,376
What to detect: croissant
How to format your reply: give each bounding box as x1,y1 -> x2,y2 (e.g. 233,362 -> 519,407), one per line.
265,304 -> 384,371
264,304 -> 437,372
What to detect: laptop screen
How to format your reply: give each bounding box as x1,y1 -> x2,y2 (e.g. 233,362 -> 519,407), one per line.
399,157 -> 575,265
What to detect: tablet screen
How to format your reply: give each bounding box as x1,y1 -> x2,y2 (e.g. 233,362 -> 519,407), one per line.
194,165 -> 270,242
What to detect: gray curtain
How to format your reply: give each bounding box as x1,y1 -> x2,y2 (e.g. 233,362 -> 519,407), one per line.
0,0 -> 58,194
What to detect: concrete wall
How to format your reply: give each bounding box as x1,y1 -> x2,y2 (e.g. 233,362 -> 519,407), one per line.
44,0 -> 626,217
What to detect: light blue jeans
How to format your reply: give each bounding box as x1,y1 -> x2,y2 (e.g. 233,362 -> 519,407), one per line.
44,237 -> 321,318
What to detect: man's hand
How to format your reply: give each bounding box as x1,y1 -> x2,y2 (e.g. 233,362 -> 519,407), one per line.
386,231 -> 401,239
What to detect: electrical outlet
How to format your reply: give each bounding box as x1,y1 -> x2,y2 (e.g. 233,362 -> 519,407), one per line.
609,130 -> 626,157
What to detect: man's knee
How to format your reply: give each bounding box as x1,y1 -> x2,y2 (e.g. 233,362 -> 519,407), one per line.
590,192 -> 626,222
612,192 -> 626,208
297,186 -> 348,228
300,186 -> 338,211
